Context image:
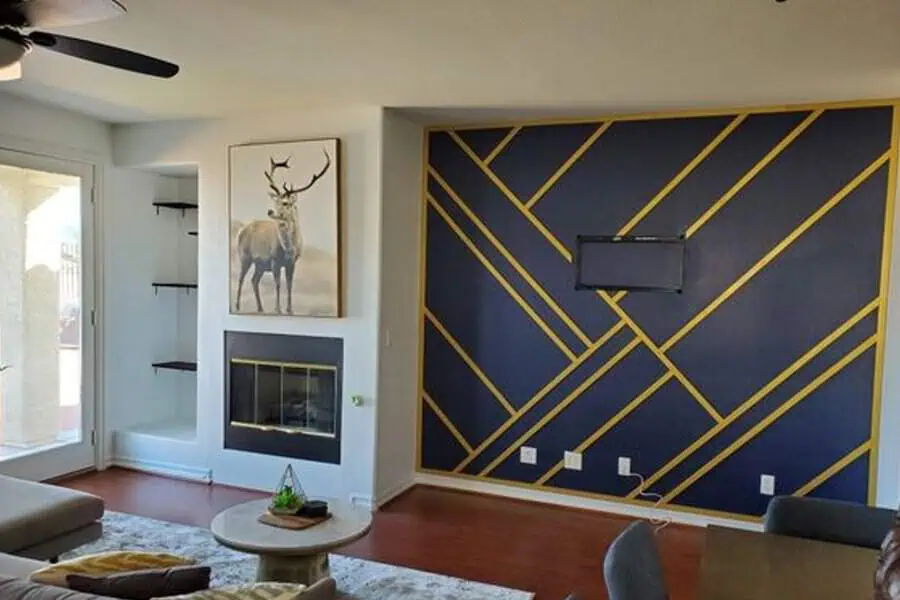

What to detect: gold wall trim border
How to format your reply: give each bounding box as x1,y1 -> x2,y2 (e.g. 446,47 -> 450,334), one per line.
415,124 -> 430,470
425,307 -> 516,416
661,335 -> 877,504
794,441 -> 871,498
484,126 -> 522,165
423,392 -> 474,454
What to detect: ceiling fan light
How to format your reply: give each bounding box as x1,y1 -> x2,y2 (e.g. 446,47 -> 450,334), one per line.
0,61 -> 22,81
0,36 -> 26,69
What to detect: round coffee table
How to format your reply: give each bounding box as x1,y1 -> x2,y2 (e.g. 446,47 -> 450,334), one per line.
210,498 -> 372,584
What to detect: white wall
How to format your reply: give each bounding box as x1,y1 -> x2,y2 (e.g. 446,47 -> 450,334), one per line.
112,106 -> 384,503
373,110 -> 424,504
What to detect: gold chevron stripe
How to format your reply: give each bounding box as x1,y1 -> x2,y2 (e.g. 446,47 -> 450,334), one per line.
794,441 -> 871,497
484,126 -> 522,165
661,335 -> 877,504
617,114 -> 749,237
629,298 -> 878,500
427,195 -> 578,362
423,391 -> 474,453
684,110 -> 824,238
425,308 -> 515,416
449,131 -> 574,261
525,122 -> 613,211
663,151 -> 890,353
535,371 -> 674,486
428,173 -> 592,347
480,337 -> 643,476
869,107 -> 899,503
453,320 -> 628,473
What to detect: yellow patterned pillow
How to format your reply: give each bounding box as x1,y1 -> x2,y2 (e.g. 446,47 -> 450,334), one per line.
160,583 -> 308,599
30,551 -> 196,587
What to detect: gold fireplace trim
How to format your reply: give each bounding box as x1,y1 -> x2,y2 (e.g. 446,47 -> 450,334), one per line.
229,421 -> 337,438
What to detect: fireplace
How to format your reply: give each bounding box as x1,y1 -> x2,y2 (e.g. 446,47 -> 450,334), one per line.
224,332 -> 342,464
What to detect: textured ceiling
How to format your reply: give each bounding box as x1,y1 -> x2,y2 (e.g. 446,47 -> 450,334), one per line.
3,0 -> 900,123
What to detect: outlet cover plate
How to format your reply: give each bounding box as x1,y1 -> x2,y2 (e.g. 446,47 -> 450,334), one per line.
618,456 -> 632,476
520,446 -> 537,465
760,474 -> 775,496
564,451 -> 583,471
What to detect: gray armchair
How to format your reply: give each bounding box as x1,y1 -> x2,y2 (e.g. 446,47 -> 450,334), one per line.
603,521 -> 668,600
764,496 -> 895,549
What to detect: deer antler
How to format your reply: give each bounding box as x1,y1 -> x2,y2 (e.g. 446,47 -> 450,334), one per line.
264,156 -> 292,195
283,150 -> 331,197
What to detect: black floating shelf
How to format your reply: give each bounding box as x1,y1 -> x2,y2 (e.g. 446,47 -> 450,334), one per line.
152,361 -> 197,373
152,201 -> 198,216
152,282 -> 197,294
187,231 -> 198,237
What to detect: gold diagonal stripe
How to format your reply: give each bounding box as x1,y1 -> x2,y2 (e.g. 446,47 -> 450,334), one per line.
684,109 -> 824,238
661,335 -> 877,504
425,308 -> 515,416
663,151 -> 890,353
535,371 -> 674,486
427,196 -> 578,362
629,297 -> 878,500
597,290 -> 723,422
453,319 -> 627,473
794,441 -> 871,497
428,173 -> 592,347
484,126 -> 522,165
423,392 -> 474,454
525,122 -> 613,211
869,106 -> 899,503
479,337 -> 643,477
449,130 -> 574,261
617,114 -> 749,237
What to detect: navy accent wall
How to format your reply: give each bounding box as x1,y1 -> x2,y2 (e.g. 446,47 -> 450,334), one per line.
419,104 -> 896,520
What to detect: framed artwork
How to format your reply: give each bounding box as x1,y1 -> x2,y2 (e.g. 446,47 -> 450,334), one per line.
228,138 -> 341,317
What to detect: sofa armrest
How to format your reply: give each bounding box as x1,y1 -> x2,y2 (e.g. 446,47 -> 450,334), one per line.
302,577 -> 336,600
0,552 -> 48,578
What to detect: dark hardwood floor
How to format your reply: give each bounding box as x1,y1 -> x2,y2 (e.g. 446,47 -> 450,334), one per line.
61,468 -> 704,600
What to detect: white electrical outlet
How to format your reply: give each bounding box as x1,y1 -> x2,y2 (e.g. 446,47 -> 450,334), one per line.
520,446 -> 537,465
564,451 -> 583,471
760,474 -> 776,496
618,456 -> 632,476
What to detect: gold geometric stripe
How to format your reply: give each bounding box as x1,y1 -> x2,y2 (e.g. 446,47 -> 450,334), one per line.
425,308 -> 516,416
629,297 -> 878,500
427,174 -> 592,347
485,126 -> 522,165
535,371 -> 674,486
794,441 -> 871,497
684,109 -> 824,238
423,391 -> 474,454
525,122 -> 613,211
427,195 -> 578,362
595,291 -> 723,423
660,334 -> 877,504
453,320 -> 628,473
479,337 -> 643,476
869,106 -> 900,503
616,114 -> 749,237
662,151 -> 891,353
449,131 -> 574,261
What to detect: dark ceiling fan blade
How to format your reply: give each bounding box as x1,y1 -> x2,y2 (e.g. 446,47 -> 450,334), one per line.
20,0 -> 125,28
28,30 -> 179,78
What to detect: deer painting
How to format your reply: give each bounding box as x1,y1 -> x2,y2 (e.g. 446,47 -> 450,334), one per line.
233,150 -> 331,314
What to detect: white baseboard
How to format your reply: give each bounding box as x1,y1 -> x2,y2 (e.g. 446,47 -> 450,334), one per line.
376,479 -> 415,508
415,472 -> 763,532
112,456 -> 212,483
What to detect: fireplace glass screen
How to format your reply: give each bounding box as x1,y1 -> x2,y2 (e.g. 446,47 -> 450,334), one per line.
229,360 -> 337,437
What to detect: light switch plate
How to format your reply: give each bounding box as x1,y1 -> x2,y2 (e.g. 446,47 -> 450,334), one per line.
618,456 -> 632,476
520,446 -> 537,465
760,474 -> 775,496
564,451 -> 583,471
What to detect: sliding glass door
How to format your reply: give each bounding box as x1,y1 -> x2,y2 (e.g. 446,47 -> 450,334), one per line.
0,149 -> 96,481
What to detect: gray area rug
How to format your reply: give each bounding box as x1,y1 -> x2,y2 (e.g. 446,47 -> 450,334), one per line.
62,511 -> 534,600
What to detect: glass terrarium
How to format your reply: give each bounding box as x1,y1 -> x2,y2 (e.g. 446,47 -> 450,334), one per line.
269,464 -> 307,515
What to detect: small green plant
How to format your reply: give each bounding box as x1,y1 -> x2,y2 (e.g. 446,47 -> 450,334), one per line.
272,485 -> 302,511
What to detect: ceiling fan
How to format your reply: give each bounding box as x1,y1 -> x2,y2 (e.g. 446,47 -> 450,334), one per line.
0,0 -> 179,81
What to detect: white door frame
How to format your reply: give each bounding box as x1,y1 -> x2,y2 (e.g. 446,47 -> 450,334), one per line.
0,148 -> 98,481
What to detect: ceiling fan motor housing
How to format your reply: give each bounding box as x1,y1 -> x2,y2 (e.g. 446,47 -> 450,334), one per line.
0,34 -> 27,69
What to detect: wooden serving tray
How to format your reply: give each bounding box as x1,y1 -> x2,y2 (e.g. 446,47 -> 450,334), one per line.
258,511 -> 332,530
